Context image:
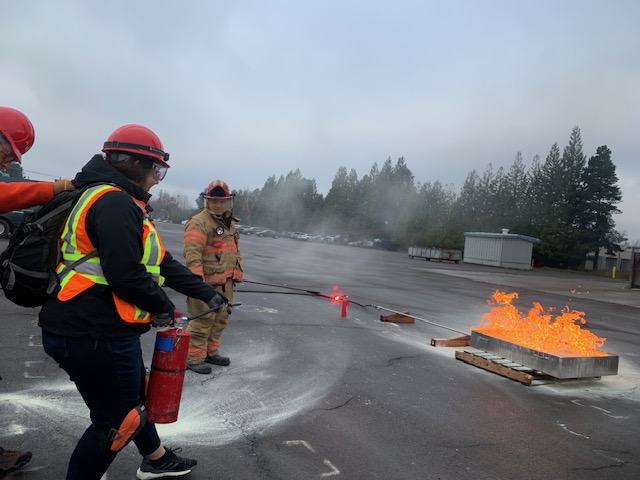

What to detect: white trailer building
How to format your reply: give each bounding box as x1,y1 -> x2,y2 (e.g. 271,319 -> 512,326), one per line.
463,230 -> 540,270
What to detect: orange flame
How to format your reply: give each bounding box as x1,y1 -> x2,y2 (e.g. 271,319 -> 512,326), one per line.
472,291 -> 607,357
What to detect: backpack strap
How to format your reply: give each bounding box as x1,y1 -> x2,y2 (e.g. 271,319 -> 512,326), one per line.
44,248 -> 99,294
21,199 -> 76,234
4,249 -> 99,293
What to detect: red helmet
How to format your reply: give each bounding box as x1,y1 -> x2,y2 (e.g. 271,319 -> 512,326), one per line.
0,106 -> 35,163
102,124 -> 170,168
204,180 -> 232,199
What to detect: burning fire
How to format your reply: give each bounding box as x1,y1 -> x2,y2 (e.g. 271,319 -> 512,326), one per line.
472,290 -> 607,357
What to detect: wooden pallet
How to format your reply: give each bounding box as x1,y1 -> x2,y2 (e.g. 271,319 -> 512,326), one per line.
380,311 -> 415,323
455,347 -> 576,386
431,335 -> 470,347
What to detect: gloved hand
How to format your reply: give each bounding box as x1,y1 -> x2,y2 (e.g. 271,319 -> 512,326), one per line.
152,303 -> 175,327
207,292 -> 228,312
52,179 -> 76,195
151,313 -> 174,328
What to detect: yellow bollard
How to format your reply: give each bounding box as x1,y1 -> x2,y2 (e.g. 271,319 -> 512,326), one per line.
612,266 -> 616,279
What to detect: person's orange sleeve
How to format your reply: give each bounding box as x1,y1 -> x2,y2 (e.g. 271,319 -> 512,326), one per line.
0,181 -> 54,213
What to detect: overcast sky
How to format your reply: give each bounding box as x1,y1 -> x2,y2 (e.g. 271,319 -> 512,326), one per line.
3,1 -> 639,241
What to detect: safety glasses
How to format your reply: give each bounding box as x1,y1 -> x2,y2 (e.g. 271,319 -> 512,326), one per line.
152,162 -> 167,181
139,157 -> 167,181
0,135 -> 15,168
113,153 -> 167,181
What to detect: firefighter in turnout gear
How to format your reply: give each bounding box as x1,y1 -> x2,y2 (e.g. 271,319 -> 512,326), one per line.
183,180 -> 243,374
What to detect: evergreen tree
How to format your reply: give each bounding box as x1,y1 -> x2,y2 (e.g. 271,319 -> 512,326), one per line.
324,166 -> 360,234
400,180 -> 457,247
578,145 -> 624,267
539,142 -> 564,226
234,188 -> 259,226
523,153 -> 542,232
535,141 -> 578,266
502,151 -> 529,232
561,126 -> 587,229
451,170 -> 481,235
353,162 -> 379,238
254,175 -> 279,227
373,157 -> 414,242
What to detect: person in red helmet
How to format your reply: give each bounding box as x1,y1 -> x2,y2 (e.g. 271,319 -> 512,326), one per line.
0,106 -> 74,473
38,124 -> 226,480
183,179 -> 243,374
0,106 -> 75,212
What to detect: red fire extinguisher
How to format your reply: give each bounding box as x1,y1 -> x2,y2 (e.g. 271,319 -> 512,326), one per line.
145,327 -> 191,424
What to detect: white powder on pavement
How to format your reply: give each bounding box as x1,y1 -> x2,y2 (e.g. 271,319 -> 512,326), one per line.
1,332 -> 348,447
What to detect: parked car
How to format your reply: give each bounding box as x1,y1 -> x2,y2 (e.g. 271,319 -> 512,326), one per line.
256,229 -> 280,238
242,226 -> 263,235
327,234 -> 349,245
0,210 -> 29,239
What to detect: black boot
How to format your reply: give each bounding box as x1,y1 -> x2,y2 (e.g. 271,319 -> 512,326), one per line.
205,354 -> 230,366
187,363 -> 212,374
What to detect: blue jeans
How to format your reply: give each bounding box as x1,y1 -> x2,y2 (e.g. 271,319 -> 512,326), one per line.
42,331 -> 161,480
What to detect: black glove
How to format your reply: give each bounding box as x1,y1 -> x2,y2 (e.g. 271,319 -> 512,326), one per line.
151,313 -> 174,328
152,303 -> 175,327
207,292 -> 228,312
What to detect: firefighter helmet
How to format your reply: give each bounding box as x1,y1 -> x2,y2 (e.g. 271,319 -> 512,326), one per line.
102,124 -> 170,168
204,180 -> 232,199
0,106 -> 36,163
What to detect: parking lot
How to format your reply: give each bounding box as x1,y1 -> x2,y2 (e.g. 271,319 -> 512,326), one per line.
2,225 -> 640,479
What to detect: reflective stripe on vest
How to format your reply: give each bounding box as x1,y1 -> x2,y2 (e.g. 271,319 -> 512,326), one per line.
56,185 -> 166,323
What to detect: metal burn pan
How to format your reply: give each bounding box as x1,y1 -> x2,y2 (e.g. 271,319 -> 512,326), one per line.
470,331 -> 619,379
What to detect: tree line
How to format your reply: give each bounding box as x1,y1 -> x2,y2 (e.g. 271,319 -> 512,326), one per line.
153,126 -> 627,268
227,125 -> 624,269
5,125 -> 614,270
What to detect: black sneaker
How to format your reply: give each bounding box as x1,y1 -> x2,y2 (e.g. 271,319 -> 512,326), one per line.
205,354 -> 230,366
136,447 -> 197,479
0,446 -> 32,472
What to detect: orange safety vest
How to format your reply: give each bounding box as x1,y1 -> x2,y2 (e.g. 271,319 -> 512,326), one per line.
56,184 -> 166,323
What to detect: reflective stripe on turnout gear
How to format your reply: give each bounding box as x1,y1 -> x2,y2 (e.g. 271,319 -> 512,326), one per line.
183,208 -> 243,286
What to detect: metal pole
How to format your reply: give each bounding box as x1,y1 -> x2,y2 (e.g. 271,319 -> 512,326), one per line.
371,305 -> 468,335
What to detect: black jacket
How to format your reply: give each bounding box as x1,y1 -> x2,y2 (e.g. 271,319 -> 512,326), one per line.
39,155 -> 216,338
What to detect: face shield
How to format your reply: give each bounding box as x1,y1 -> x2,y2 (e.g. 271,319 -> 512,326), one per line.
207,196 -> 234,216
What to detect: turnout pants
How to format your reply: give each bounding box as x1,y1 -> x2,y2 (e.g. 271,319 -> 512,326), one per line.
186,279 -> 233,365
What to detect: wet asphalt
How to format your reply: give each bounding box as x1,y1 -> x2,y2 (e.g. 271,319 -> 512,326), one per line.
1,226 -> 639,480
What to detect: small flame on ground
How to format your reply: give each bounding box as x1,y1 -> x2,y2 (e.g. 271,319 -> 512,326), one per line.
472,290 -> 607,357
331,285 -> 344,302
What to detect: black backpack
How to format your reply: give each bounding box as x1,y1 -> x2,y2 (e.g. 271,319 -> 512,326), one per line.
0,187 -> 98,307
